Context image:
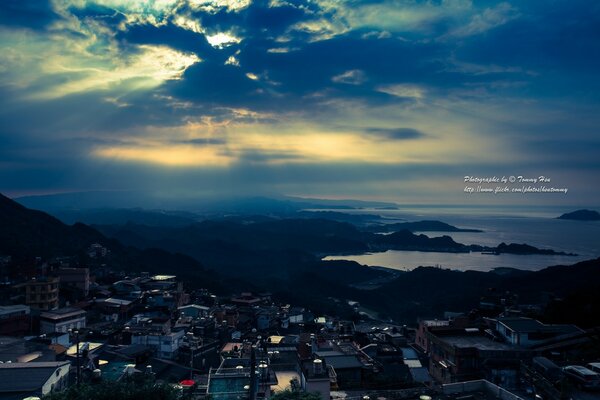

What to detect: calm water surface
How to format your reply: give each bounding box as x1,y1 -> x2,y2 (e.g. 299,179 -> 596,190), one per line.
322,206 -> 600,272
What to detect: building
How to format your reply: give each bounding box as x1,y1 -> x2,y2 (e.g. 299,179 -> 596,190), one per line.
96,297 -> 135,321
178,304 -> 211,319
231,292 -> 262,306
496,317 -> 584,347
415,319 -> 451,353
300,358 -> 333,400
40,307 -> 87,334
207,356 -> 277,400
442,379 -> 526,400
57,267 -> 90,298
0,336 -> 58,363
0,305 -> 31,336
427,327 -> 530,388
87,243 -> 108,258
18,276 -> 60,310
0,361 -> 70,398
130,329 -> 184,360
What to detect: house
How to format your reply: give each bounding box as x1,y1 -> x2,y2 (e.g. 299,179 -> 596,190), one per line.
496,317 -> 583,347
427,327 -> 530,388
96,298 -> 135,321
0,305 -> 31,336
40,307 -> 86,334
231,292 -> 262,306
178,304 -> 211,319
130,329 -> 184,360
0,361 -> 70,399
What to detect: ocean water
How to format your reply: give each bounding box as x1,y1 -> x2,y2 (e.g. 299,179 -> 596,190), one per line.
322,206 -> 600,272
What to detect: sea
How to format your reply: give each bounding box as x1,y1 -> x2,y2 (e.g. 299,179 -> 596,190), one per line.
321,205 -> 600,272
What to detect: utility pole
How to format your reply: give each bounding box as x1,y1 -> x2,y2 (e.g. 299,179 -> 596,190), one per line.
250,344 -> 256,400
70,329 -> 80,386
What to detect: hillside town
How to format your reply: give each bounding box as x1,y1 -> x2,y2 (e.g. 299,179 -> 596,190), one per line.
0,247 -> 599,400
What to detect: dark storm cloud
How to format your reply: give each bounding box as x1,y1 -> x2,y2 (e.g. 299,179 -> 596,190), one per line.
0,0 -> 62,31
169,61 -> 264,105
116,22 -> 220,61
186,0 -> 311,36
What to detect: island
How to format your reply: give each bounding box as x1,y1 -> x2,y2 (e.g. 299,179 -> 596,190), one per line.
558,209 -> 600,221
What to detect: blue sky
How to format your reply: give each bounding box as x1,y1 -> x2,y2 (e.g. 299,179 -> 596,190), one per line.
1,0 -> 599,206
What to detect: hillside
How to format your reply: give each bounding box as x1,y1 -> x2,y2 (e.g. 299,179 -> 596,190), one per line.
0,193 -> 109,258
0,193 -> 229,292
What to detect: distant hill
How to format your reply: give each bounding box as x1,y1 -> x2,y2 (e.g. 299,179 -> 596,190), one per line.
558,209 -> 600,221
366,220 -> 482,233
15,191 -> 398,215
53,208 -> 200,227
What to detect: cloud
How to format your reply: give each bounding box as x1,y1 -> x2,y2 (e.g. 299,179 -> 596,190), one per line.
376,84 -> 425,100
0,1 -> 62,31
444,2 -> 519,39
332,69 -> 366,85
1,0 -> 599,205
364,127 -> 427,140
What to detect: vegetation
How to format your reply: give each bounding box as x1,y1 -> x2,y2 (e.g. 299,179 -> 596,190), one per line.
43,379 -> 180,400
271,389 -> 322,400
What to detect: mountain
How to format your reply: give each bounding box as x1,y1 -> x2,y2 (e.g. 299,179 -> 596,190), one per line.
558,209 -> 600,221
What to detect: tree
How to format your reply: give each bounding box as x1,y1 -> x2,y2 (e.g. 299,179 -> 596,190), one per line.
43,378 -> 180,400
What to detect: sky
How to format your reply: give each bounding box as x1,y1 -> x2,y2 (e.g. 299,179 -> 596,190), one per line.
1,0 -> 599,207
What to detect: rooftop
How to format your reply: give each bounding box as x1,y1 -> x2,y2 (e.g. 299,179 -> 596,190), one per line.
498,317 -> 581,335
0,305 -> 30,316
40,307 -> 86,320
208,374 -> 250,400
440,335 -> 516,351
0,361 -> 70,393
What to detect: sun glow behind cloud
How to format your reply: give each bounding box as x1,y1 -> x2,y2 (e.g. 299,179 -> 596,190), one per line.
90,111 -> 509,168
1,0 -> 599,204
37,45 -> 200,99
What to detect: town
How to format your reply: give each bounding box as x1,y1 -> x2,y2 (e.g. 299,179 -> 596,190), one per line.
1,244 -> 599,400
